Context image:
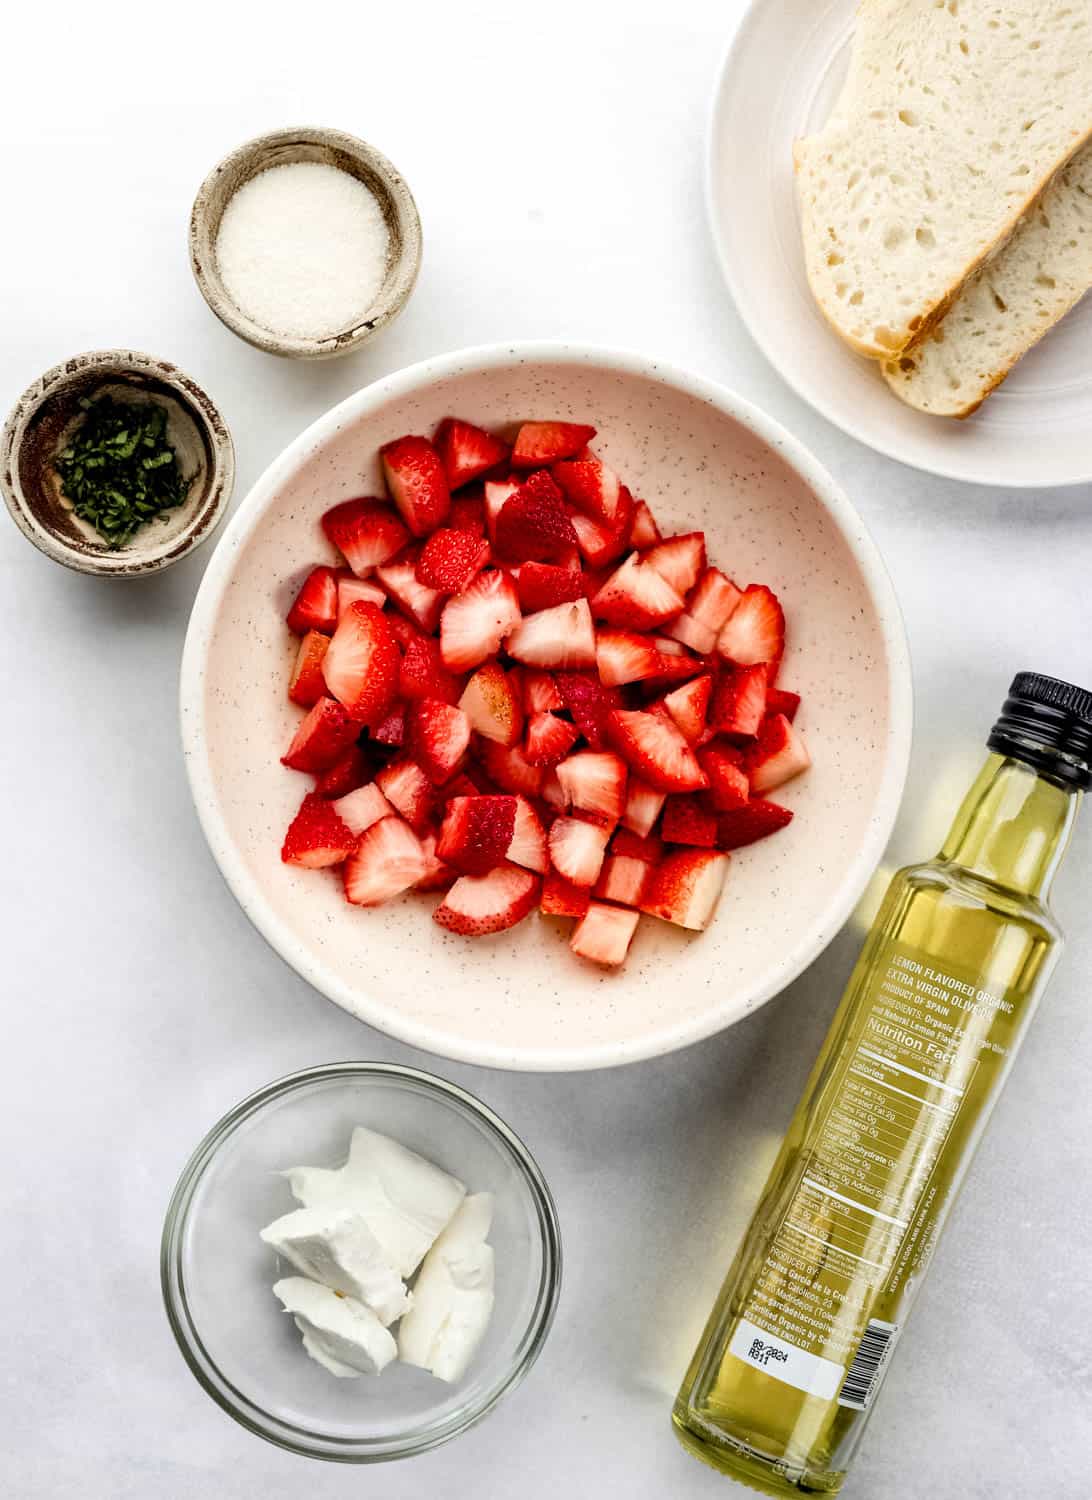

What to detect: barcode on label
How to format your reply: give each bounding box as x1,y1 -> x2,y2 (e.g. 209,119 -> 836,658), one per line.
837,1319 -> 899,1410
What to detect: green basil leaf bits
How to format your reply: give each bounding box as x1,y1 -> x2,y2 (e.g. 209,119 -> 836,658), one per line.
54,396 -> 191,549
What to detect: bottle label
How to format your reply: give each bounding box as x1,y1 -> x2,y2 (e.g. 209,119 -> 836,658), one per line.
731,938 -> 1017,1409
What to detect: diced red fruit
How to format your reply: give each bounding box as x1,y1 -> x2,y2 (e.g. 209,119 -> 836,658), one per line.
611,828 -> 663,862
592,552 -> 685,630
483,479 -> 519,543
332,782 -> 393,838
645,645 -> 705,685
699,745 -> 751,811
710,664 -> 769,741
458,662 -> 523,747
511,420 -> 597,468
449,493 -> 487,536
287,566 -> 340,635
640,849 -> 729,930
747,714 -> 811,794
337,574 -> 387,621
433,418 -> 510,489
606,708 -> 708,793
283,696 -> 362,772
644,532 -> 706,598
524,711 -> 580,767
688,568 -> 742,634
380,434 -> 451,536
767,688 -> 801,722
554,670 -> 622,749
314,744 -> 371,799
715,799 -> 794,850
506,597 -> 597,669
521,668 -> 563,714
321,601 -> 400,727
629,499 -> 662,549
664,611 -> 716,655
568,510 -> 630,568
433,863 -> 541,936
282,793 -> 358,868
384,612 -> 421,649
593,855 -> 651,908
515,562 -> 586,613
552,453 -> 628,528
289,631 -> 331,707
508,796 -> 548,873
442,772 -> 482,803
405,698 -> 470,785
621,777 -> 666,837
570,902 -> 640,967
399,633 -> 462,706
437,795 -> 517,875
440,570 -> 522,672
415,832 -> 456,893
478,739 -> 545,798
660,674 -> 712,743
555,750 -> 627,823
494,472 -> 578,563
343,817 -> 431,906
372,704 -> 406,747
374,757 -> 435,831
416,528 -> 491,594
322,500 -> 409,577
376,555 -> 445,634
717,584 -> 785,667
596,629 -> 659,687
547,817 -> 611,888
541,768 -> 567,811
540,868 -> 591,919
661,794 -> 718,848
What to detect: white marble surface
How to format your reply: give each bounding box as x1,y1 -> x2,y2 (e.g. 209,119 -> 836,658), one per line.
2,2 -> 1090,1497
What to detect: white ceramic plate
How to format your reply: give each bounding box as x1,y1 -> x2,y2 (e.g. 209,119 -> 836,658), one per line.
181,343 -> 912,1072
708,0 -> 1092,488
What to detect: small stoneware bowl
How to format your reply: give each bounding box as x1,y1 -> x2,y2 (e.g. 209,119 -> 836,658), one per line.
1,350 -> 235,577
189,127 -> 422,360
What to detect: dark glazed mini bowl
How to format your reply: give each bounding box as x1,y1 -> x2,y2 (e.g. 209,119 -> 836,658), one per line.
189,126 -> 423,360
0,350 -> 235,577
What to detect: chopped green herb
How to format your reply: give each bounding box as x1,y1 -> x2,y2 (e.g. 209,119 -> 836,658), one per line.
54,396 -> 191,549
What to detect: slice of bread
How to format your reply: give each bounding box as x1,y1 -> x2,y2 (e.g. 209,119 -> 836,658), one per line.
795,0 -> 1092,360
882,142 -> 1092,416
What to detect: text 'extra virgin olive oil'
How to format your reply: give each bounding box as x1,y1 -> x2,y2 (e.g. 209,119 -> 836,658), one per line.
673,673 -> 1092,1495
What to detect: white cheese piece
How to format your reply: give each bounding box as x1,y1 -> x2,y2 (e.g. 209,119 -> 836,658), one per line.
284,1127 -> 466,1277
272,1276 -> 396,1377
260,1203 -> 411,1326
397,1192 -> 495,1383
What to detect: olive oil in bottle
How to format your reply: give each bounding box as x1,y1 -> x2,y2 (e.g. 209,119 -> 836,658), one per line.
673,672 -> 1091,1495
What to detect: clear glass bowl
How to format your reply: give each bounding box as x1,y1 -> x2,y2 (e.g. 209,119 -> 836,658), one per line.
161,1062 -> 561,1461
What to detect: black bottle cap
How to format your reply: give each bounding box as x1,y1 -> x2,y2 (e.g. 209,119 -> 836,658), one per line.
988,672 -> 1092,790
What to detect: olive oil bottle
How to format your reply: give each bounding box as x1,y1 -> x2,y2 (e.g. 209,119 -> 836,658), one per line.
673,672 -> 1091,1495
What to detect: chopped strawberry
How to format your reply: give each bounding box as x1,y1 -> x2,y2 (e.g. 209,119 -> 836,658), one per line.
381,434 -> 451,537
644,532 -> 706,598
405,698 -> 470,784
688,568 -> 742,634
541,868 -> 591,919
664,611 -> 716,655
449,492 -> 487,536
568,510 -> 630,569
372,704 -> 406,746
661,794 -> 718,848
399,633 -> 461,705
282,793 -> 358,868
322,500 -> 409,577
283,696 -> 362,773
337,574 -> 387,621
524,711 -> 580,767
591,553 -> 684,630
415,831 -> 456,893
478,739 -> 545,798
629,499 -> 662,549
645,643 -> 705,685
540,768 -> 568,811
314,744 -> 371,798
596,629 -> 660,687
434,418 -> 510,489
555,670 -> 622,749
699,745 -> 751,811
433,863 -> 541,936
416,528 -> 491,594
716,799 -> 793,850
440,570 -> 522,672
511,420 -> 597,468
621,777 -> 666,837
747,714 -> 811,794
515,562 -> 586,613
661,674 -> 712,744
289,631 -> 331,707
640,849 -> 729,930
555,750 -> 627,823
458,662 -> 523,746
483,479 -> 519,543
570,902 -> 640,967
331,782 -> 393,838
606,709 -> 708,792
287,566 -> 339,635
374,756 -> 435,831
548,817 -> 611,888
552,453 -> 629,529
376,554 -> 445,634
766,688 -> 801,723
508,795 -> 548,873
384,612 -> 421,649
442,771 -> 482,803
521,668 -> 564,714
506,598 -> 597,669
717,584 -> 785,667
611,827 -> 663,863
494,472 -> 578,563
343,817 -> 430,906
321,601 -> 400,727
593,855 -> 651,908
437,795 -> 517,875
709,664 -> 768,740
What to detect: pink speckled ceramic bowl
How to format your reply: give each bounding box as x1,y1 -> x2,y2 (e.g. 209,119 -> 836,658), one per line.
181,344 -> 912,1071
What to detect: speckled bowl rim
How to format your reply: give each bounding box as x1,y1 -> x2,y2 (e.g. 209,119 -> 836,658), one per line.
179,341 -> 913,1071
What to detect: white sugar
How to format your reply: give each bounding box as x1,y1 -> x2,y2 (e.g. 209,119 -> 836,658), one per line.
215,161 -> 390,341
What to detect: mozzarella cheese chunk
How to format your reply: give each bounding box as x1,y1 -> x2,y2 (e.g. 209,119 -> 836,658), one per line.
260,1203 -> 411,1326
272,1277 -> 397,1377
397,1192 -> 495,1383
